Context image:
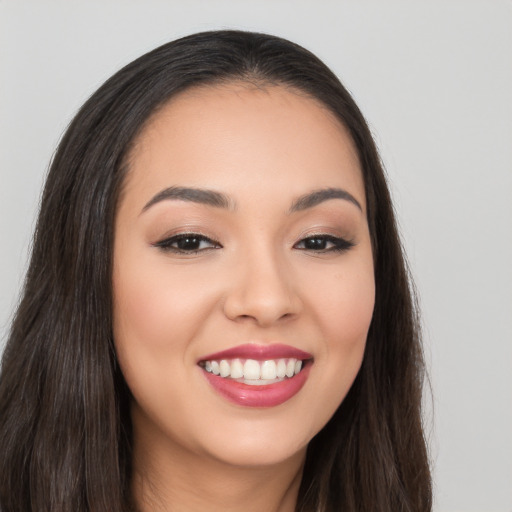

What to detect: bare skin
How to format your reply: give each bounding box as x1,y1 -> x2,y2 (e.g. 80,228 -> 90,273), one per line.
132,416 -> 304,512
113,83 -> 375,511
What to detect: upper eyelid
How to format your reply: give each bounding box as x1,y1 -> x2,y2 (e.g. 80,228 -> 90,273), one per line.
295,232 -> 352,243
298,232 -> 342,239
156,231 -> 218,242
169,232 -> 214,240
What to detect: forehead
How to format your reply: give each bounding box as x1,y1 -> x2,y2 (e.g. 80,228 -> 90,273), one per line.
121,83 -> 365,211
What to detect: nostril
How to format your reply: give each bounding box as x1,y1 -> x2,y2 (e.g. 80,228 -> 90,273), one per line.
222,269 -> 302,325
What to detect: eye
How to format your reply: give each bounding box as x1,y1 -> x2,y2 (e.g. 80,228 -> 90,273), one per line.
153,233 -> 222,254
294,234 -> 354,253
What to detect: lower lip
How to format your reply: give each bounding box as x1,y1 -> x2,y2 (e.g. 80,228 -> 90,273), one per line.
201,363 -> 311,407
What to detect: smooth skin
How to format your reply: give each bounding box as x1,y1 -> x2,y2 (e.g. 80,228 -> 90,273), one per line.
113,83 -> 375,512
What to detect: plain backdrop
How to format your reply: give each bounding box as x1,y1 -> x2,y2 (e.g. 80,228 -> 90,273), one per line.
1,1 -> 511,511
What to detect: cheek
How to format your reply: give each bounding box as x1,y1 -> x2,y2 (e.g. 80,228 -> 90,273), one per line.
332,273 -> 374,342
112,266 -> 178,401
111,258 -> 210,437
113,270 -> 179,354
309,260 -> 375,345
112,255 -> 215,352
302,257 -> 374,417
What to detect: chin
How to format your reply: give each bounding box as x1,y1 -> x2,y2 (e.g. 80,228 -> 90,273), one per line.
203,438 -> 308,469
190,415 -> 314,469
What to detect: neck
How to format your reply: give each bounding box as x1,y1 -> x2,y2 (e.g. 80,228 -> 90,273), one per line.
131,425 -> 306,512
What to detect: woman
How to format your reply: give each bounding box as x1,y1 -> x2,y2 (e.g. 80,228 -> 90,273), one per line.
0,30 -> 431,511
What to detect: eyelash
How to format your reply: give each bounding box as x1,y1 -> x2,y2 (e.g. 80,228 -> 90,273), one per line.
153,233 -> 222,254
293,234 -> 355,253
153,232 -> 354,255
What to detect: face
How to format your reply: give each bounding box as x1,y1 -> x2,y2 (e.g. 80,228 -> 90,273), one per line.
113,83 -> 375,471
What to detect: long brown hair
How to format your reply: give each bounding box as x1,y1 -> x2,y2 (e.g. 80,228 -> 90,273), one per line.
0,30 -> 431,511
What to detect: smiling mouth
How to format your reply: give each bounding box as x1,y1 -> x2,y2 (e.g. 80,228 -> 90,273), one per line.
197,343 -> 313,407
199,357 -> 306,385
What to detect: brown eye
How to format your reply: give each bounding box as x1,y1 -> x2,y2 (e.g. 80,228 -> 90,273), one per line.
294,235 -> 354,253
303,237 -> 329,250
154,233 -> 221,253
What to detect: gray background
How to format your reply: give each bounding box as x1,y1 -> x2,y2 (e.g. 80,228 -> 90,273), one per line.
1,1 -> 511,510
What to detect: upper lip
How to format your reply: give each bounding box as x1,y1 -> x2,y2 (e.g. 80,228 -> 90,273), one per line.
198,343 -> 313,362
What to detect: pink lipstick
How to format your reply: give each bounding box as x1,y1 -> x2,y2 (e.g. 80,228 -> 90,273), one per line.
198,344 -> 313,407
199,343 -> 312,362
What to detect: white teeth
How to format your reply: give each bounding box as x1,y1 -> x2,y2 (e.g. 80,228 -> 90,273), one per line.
285,359 -> 295,378
230,359 -> 244,379
202,357 -> 305,382
276,359 -> 287,378
210,360 -> 220,375
219,360 -> 230,377
243,359 -> 261,380
261,360 -> 277,380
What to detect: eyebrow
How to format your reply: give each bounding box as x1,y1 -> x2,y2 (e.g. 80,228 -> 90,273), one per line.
289,187 -> 362,213
141,186 -> 233,213
141,185 -> 362,215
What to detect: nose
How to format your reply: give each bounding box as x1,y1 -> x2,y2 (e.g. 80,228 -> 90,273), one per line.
222,248 -> 302,327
